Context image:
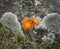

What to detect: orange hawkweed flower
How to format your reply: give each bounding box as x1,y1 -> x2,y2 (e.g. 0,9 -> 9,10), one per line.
21,16 -> 40,30
21,17 -> 33,30
31,17 -> 39,25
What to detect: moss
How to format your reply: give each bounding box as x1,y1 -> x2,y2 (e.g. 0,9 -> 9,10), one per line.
0,23 -> 21,49
0,23 -> 60,49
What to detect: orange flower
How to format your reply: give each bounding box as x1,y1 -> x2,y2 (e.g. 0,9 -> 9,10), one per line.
21,17 -> 33,30
21,17 -> 40,30
31,17 -> 39,25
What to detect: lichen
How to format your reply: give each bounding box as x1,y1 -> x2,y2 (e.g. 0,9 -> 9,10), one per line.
41,33 -> 55,44
42,13 -> 60,34
0,12 -> 24,37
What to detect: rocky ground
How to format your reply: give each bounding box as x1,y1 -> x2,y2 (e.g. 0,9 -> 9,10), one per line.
0,0 -> 60,49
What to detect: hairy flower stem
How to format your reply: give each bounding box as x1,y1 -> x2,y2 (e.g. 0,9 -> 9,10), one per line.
30,30 -> 37,49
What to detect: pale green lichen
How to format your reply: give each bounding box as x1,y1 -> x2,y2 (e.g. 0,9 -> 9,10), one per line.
0,12 -> 24,37
41,33 -> 55,44
42,13 -> 60,34
47,33 -> 55,39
